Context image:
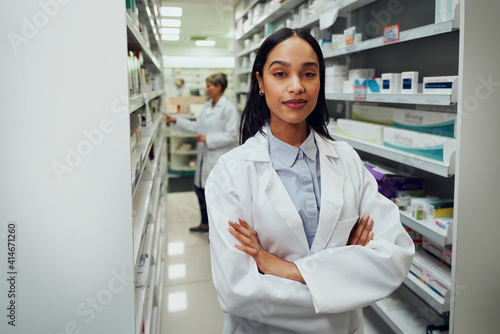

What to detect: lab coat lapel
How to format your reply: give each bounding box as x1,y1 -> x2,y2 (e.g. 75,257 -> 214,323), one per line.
311,134 -> 344,253
265,169 -> 309,250
247,127 -> 309,250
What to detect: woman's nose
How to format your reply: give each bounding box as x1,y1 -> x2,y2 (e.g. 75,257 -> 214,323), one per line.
288,76 -> 304,94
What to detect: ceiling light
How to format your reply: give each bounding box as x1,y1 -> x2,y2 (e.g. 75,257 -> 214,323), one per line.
160,28 -> 180,35
195,40 -> 216,47
162,34 -> 180,41
161,7 -> 182,17
161,19 -> 181,27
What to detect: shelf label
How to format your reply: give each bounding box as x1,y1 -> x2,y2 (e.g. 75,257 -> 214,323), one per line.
354,86 -> 367,101
384,24 -> 400,44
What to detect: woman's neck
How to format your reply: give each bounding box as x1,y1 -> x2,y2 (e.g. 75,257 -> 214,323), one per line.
212,93 -> 223,107
270,121 -> 308,148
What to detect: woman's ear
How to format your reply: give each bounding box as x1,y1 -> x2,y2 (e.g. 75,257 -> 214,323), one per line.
256,71 -> 263,93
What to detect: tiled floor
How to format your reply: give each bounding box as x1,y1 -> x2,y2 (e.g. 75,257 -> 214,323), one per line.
161,191 -> 224,334
160,191 -> 394,334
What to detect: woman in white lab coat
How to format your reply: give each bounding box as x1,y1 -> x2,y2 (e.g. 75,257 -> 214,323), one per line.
165,72 -> 238,232
205,28 -> 414,334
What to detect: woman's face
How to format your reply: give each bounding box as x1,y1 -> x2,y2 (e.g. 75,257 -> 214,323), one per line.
205,80 -> 221,99
256,36 -> 320,128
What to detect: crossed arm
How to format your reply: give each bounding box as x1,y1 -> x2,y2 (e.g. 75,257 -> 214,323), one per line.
228,214 -> 375,284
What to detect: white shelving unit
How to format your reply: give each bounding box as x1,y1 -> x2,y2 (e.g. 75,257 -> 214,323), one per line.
232,0 -> 494,331
127,1 -> 167,333
166,114 -> 199,175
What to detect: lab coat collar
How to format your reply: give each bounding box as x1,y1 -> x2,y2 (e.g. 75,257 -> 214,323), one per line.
245,124 -> 345,252
311,131 -> 345,252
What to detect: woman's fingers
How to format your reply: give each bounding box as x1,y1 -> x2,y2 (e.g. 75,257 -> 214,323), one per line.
348,214 -> 369,245
357,218 -> 374,246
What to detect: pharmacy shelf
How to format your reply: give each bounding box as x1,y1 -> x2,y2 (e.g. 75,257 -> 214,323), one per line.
235,0 -> 306,41
132,182 -> 154,267
236,42 -> 261,58
135,0 -> 162,54
171,149 -> 197,155
400,210 -> 452,246
126,13 -> 162,74
326,91 -> 456,105
371,282 -> 448,333
131,117 -> 163,193
235,0 -> 259,21
331,133 -> 455,177
404,273 -> 450,314
129,91 -> 164,114
323,20 -> 458,59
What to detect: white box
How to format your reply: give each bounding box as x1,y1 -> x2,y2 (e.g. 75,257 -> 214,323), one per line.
343,80 -> 354,93
331,34 -> 345,49
401,71 -> 419,94
410,251 -> 444,282
423,75 -> 458,94
381,73 -> 401,94
352,104 -> 393,126
435,217 -> 453,239
337,119 -> 384,145
392,108 -> 457,137
383,127 -> 456,163
325,65 -> 348,93
349,68 -> 375,81
424,263 -> 451,297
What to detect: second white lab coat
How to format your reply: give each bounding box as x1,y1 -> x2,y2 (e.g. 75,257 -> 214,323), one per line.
205,125 -> 414,334
174,95 -> 238,188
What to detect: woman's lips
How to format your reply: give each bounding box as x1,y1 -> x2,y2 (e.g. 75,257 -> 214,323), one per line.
283,99 -> 307,109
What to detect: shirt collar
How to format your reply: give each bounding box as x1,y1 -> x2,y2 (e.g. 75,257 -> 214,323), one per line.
268,128 -> 317,167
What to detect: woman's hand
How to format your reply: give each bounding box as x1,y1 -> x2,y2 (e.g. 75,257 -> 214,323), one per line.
162,112 -> 177,124
347,214 -> 374,246
197,133 -> 206,143
228,218 -> 305,284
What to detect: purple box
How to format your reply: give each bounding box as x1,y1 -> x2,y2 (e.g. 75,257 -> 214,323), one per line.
364,163 -> 424,200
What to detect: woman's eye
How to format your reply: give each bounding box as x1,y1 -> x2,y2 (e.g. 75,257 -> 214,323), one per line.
273,72 -> 285,77
303,72 -> 317,78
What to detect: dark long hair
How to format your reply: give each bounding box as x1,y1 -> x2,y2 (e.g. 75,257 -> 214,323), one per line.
239,28 -> 332,144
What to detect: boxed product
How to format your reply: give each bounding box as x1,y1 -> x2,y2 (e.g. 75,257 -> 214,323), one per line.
349,68 -> 376,81
381,73 -> 402,94
352,104 -> 393,126
394,189 -> 426,210
344,26 -> 356,46
363,162 -> 425,200
337,119 -> 384,145
343,80 -> 354,93
366,78 -> 382,93
425,199 -> 454,223
325,64 -> 348,93
392,108 -> 457,138
422,236 -> 446,262
383,127 -> 457,163
424,260 -> 452,297
423,75 -> 458,94
410,196 -> 438,221
401,71 -> 419,94
331,34 -> 345,49
435,217 -> 454,240
410,251 -> 444,282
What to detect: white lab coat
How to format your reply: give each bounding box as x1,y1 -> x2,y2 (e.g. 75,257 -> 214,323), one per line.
173,95 -> 239,188
205,125 -> 415,334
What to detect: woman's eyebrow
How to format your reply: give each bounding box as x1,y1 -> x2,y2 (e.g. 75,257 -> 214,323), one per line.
268,60 -> 319,69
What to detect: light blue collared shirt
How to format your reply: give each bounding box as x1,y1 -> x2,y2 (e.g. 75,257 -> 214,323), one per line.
269,129 -> 321,248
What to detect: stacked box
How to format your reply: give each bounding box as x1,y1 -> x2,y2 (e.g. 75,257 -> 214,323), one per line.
381,73 -> 402,94
392,108 -> 457,138
364,162 -> 424,200
352,104 -> 393,126
337,119 -> 384,145
325,65 -> 348,93
383,127 -> 456,163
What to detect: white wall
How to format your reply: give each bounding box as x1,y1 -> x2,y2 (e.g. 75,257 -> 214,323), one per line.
452,1 -> 500,332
